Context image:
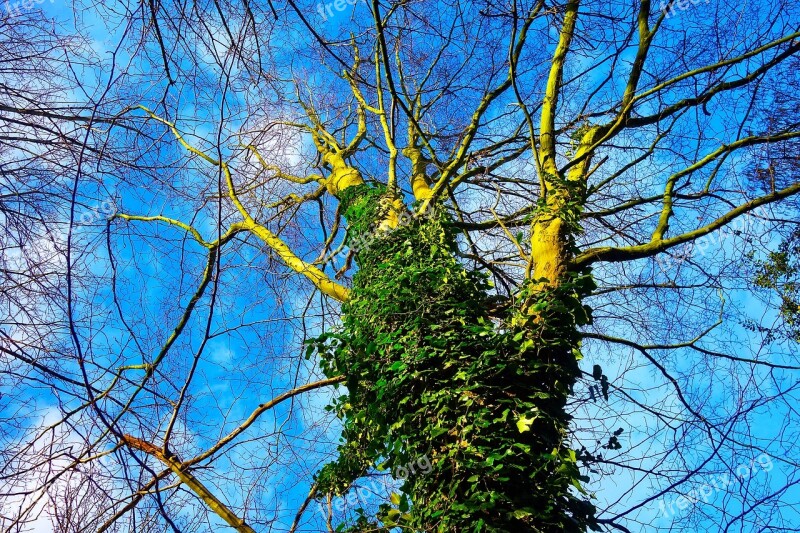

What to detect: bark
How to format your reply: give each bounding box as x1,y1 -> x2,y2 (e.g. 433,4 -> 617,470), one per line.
121,435 -> 257,533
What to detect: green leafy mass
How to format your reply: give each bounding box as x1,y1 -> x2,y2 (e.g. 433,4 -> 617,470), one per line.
307,184 -> 600,532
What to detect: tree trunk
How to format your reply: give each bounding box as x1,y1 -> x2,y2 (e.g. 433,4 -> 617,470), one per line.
310,181 -> 598,531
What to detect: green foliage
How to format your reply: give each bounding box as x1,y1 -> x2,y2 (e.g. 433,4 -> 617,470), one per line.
752,229 -> 800,342
307,186 -> 599,531
337,184 -> 387,246
566,122 -> 593,158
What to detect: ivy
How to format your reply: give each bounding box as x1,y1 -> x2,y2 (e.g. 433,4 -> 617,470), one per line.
751,228 -> 800,343
308,186 -> 600,532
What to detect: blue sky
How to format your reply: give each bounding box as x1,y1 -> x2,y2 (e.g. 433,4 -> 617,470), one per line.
2,0 -> 800,531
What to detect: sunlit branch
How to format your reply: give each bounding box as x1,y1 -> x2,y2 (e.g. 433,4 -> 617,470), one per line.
106,245 -> 219,442
346,42 -> 398,190
113,214 -> 215,248
370,0 -> 442,181
651,131 -> 800,241
491,187 -> 530,263
121,435 -> 257,533
510,0 -> 547,188
561,31 -> 800,177
575,180 -> 800,266
95,469 -> 172,533
631,31 -> 800,116
539,0 -> 581,178
288,483 -> 319,533
244,143 -> 321,184
135,106 -> 350,302
265,184 -> 326,209
625,39 -> 800,129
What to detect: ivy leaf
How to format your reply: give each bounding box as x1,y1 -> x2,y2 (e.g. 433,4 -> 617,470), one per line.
571,476 -> 588,494
399,494 -> 410,512
516,415 -> 536,433
531,302 -> 547,312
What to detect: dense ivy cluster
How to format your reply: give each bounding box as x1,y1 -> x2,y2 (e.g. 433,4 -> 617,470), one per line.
308,184 -> 599,532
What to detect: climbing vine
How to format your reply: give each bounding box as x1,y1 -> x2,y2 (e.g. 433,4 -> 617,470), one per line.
307,184 -> 600,532
750,228 -> 800,343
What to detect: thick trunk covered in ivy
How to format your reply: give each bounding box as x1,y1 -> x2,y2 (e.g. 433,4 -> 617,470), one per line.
310,184 -> 598,532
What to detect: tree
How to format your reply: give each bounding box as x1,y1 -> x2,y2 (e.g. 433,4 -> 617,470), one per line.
2,0 -> 800,531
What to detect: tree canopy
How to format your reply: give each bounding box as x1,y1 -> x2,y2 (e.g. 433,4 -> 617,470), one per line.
1,0 -> 800,531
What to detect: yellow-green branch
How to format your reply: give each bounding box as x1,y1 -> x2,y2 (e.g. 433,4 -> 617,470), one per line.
121,435 -> 256,533
575,181 -> 800,266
